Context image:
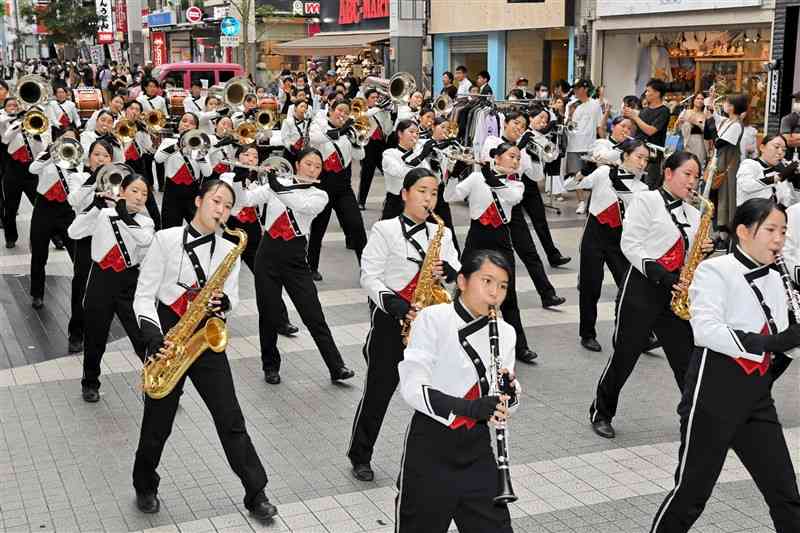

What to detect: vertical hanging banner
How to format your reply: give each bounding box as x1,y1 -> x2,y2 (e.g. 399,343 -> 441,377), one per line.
150,31 -> 167,66
114,0 -> 127,40
96,0 -> 114,44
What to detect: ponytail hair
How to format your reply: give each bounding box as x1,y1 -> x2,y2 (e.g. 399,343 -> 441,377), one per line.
489,142 -> 517,159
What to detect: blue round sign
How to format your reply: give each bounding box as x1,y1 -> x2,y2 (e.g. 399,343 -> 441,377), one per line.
220,17 -> 241,36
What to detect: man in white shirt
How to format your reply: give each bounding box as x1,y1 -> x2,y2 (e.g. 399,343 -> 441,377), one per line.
566,79 -> 603,214
455,65 -> 472,96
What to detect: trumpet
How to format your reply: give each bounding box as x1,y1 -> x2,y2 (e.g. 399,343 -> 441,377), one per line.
96,163 -> 133,196
345,114 -> 372,148
526,133 -> 558,163
221,156 -> 319,184
143,110 -> 167,134
49,137 -> 84,170
114,119 -> 138,144
22,109 -> 50,135
350,97 -> 368,115
179,129 -> 211,157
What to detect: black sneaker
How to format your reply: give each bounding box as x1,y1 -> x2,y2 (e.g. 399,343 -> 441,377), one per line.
542,295 -> 566,308
331,366 -> 355,382
82,386 -> 100,403
312,271 -> 323,282
5,241 -> 15,249
548,254 -> 571,267
591,419 -> 615,439
247,493 -> 278,520
31,297 -> 44,310
581,338 -> 602,352
352,463 -> 374,481
264,370 -> 281,385
277,322 -> 299,337
517,348 -> 539,364
136,492 -> 160,514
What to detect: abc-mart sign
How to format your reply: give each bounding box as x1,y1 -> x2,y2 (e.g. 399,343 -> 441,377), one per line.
292,1 -> 320,16
596,0 -> 762,17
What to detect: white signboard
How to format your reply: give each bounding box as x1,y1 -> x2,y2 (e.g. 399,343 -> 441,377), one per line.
220,35 -> 240,47
597,0 -> 762,17
95,0 -> 114,43
89,45 -> 105,66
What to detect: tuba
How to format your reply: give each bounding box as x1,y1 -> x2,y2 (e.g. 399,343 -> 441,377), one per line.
670,193 -> 714,320
22,109 -> 50,135
400,210 -> 452,344
96,163 -> 133,196
180,128 -> 210,157
114,118 -> 138,144
50,137 -> 84,169
16,75 -> 52,109
142,226 -> 247,399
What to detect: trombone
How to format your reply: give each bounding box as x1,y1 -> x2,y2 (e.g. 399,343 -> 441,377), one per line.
255,109 -> 276,130
22,109 -> 50,135
234,121 -> 258,144
114,119 -> 138,144
49,137 -> 84,170
179,129 -> 211,158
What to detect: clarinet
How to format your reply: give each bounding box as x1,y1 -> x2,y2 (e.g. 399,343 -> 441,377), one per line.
487,305 -> 517,505
774,255 -> 800,321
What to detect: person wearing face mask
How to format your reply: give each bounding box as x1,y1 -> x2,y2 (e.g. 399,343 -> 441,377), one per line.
650,198 -> 800,533
779,91 -> 800,163
572,139 -> 650,353
350,168 -> 460,483
736,134 -> 797,207
356,88 -> 394,210
589,152 -> 714,440
155,112 -> 212,229
445,142 -> 538,363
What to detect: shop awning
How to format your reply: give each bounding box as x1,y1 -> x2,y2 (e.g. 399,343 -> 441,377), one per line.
272,31 -> 389,56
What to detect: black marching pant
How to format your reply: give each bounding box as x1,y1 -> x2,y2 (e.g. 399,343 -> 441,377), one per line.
650,349 -> 800,532
432,182 -> 460,255
395,412 -> 513,533
255,236 -> 345,374
2,160 -> 37,244
161,180 -> 198,230
578,216 -> 629,340
358,137 -> 385,206
307,167 -> 367,272
509,204 -> 556,301
133,305 -> 268,506
520,176 -> 560,259
463,220 -> 529,354
82,263 -> 146,389
590,267 -> 693,423
68,237 -> 92,341
347,303 -> 404,466
30,195 -> 75,298
381,192 -> 403,220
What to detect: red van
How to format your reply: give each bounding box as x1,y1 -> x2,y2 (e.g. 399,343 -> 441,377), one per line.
151,62 -> 244,89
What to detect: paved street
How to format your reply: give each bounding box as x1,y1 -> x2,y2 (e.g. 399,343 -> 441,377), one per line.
0,171 -> 798,533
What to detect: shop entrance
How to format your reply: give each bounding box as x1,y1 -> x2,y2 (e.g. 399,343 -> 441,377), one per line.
544,40 -> 568,86
450,35 -> 488,82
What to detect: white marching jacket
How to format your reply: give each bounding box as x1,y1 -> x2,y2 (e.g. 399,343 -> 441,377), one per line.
783,202 -> 800,285
251,178 -> 329,239
46,100 -> 82,129
308,120 -> 364,173
135,94 -> 168,115
444,168 -> 524,227
399,301 -> 520,427
575,165 -> 648,227
154,137 -> 212,185
480,135 -> 540,181
381,146 -> 431,195
68,205 -> 155,268
80,130 -> 125,163
736,158 -> 793,207
30,152 -> 78,202
3,119 -> 49,162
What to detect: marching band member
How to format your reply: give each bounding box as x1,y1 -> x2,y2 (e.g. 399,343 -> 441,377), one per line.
119,100 -> 161,227
444,142 -> 539,363
252,148 -> 355,384
85,94 -> 125,132
65,139 -> 114,354
349,167 -> 460,482
232,94 -> 259,128
424,116 -> 459,251
135,78 -> 169,116
67,173 -> 154,402
197,95 -> 225,135
736,134 -> 796,207
784,201 -> 800,284
28,128 -> 81,309
480,111 -> 568,322
47,84 -> 82,135
208,117 -> 236,178
650,198 -> 800,533
573,139 -> 649,352
181,80 -> 206,115
578,116 -> 635,178
396,249 -> 517,533
589,152 -> 713,439
381,119 -> 427,219
417,107 -> 435,140
80,110 -> 124,162
395,91 -> 424,126
307,99 -> 368,281
280,96 -> 310,165
357,88 -> 393,209
2,105 -> 50,248
132,179 -> 277,521
155,112 -> 212,228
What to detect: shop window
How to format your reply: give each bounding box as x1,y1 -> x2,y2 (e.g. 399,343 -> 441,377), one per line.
191,70 -> 214,88
163,71 -> 184,89
219,70 -> 236,83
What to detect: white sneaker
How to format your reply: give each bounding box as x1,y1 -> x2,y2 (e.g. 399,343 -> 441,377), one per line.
576,201 -> 586,214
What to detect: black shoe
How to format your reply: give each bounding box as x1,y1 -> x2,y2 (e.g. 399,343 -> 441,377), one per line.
542,295 -> 566,308
517,348 -> 539,364
331,366 -> 355,382
312,271 -> 323,282
136,492 -> 160,514
264,370 -> 281,385
82,386 -> 100,403
31,297 -> 43,310
644,332 -> 661,353
581,337 -> 602,352
277,322 -> 299,337
358,203 -> 366,211
247,496 -> 278,521
5,241 -> 15,249
548,254 -> 571,267
53,237 -> 65,250
591,419 -> 616,439
352,463 -> 374,481
68,338 -> 83,354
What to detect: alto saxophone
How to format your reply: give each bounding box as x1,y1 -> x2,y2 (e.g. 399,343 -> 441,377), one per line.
400,210 -> 452,344
141,226 -> 248,399
670,193 -> 714,320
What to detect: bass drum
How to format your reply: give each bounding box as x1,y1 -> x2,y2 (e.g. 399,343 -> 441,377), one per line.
75,89 -> 103,119
166,88 -> 187,116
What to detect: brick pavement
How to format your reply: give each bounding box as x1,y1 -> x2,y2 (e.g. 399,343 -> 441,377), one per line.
0,170 -> 797,532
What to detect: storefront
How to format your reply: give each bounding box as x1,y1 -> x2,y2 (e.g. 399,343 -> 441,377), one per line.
272,0 -> 389,78
766,0 -> 800,133
430,0 -> 575,97
592,0 -> 774,131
